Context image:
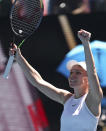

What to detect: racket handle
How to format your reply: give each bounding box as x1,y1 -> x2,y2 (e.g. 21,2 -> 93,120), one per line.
3,55 -> 14,79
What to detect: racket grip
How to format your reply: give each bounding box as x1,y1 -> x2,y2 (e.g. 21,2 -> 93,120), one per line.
3,55 -> 14,79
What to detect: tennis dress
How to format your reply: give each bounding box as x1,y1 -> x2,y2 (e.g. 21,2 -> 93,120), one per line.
60,94 -> 99,131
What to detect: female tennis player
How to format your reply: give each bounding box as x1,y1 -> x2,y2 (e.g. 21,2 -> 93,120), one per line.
10,29 -> 103,131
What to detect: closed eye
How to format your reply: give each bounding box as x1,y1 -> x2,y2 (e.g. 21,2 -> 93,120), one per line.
70,70 -> 82,75
76,71 -> 82,75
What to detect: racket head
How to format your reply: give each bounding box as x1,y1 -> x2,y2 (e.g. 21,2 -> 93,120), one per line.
10,0 -> 44,38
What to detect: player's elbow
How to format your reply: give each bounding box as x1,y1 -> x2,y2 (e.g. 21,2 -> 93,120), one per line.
99,88 -> 103,99
97,88 -> 103,103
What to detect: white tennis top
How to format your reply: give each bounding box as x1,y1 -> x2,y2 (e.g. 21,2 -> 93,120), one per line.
60,94 -> 99,131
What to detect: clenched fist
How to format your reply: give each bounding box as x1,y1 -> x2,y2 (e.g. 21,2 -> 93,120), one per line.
78,29 -> 91,44
9,43 -> 22,61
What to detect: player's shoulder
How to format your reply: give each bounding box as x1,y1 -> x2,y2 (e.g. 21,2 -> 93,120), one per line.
63,93 -> 73,105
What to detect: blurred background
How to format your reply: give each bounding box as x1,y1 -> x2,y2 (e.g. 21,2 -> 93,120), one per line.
0,0 -> 106,131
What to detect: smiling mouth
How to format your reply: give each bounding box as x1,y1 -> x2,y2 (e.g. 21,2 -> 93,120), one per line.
70,80 -> 76,82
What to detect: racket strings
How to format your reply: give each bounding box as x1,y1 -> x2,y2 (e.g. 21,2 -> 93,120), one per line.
12,19 -> 38,36
12,10 -> 41,27
11,0 -> 43,37
14,1 -> 40,17
13,0 -> 40,14
12,21 -> 35,32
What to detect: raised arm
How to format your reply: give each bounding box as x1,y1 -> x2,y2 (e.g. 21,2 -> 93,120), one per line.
78,29 -> 103,116
10,45 -> 72,105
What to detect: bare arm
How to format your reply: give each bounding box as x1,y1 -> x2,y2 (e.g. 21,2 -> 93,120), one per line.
10,45 -> 72,105
78,29 -> 103,116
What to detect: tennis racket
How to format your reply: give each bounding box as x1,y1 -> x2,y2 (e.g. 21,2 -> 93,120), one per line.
3,0 -> 44,79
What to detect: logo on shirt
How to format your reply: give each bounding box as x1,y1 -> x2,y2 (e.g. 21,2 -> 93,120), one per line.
72,104 -> 77,107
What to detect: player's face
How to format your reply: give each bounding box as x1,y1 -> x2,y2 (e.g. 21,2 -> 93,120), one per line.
68,65 -> 88,88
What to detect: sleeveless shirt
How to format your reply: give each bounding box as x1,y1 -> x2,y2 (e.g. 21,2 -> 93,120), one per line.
60,94 -> 99,131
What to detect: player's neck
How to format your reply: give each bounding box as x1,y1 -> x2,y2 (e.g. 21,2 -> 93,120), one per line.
74,88 -> 88,99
